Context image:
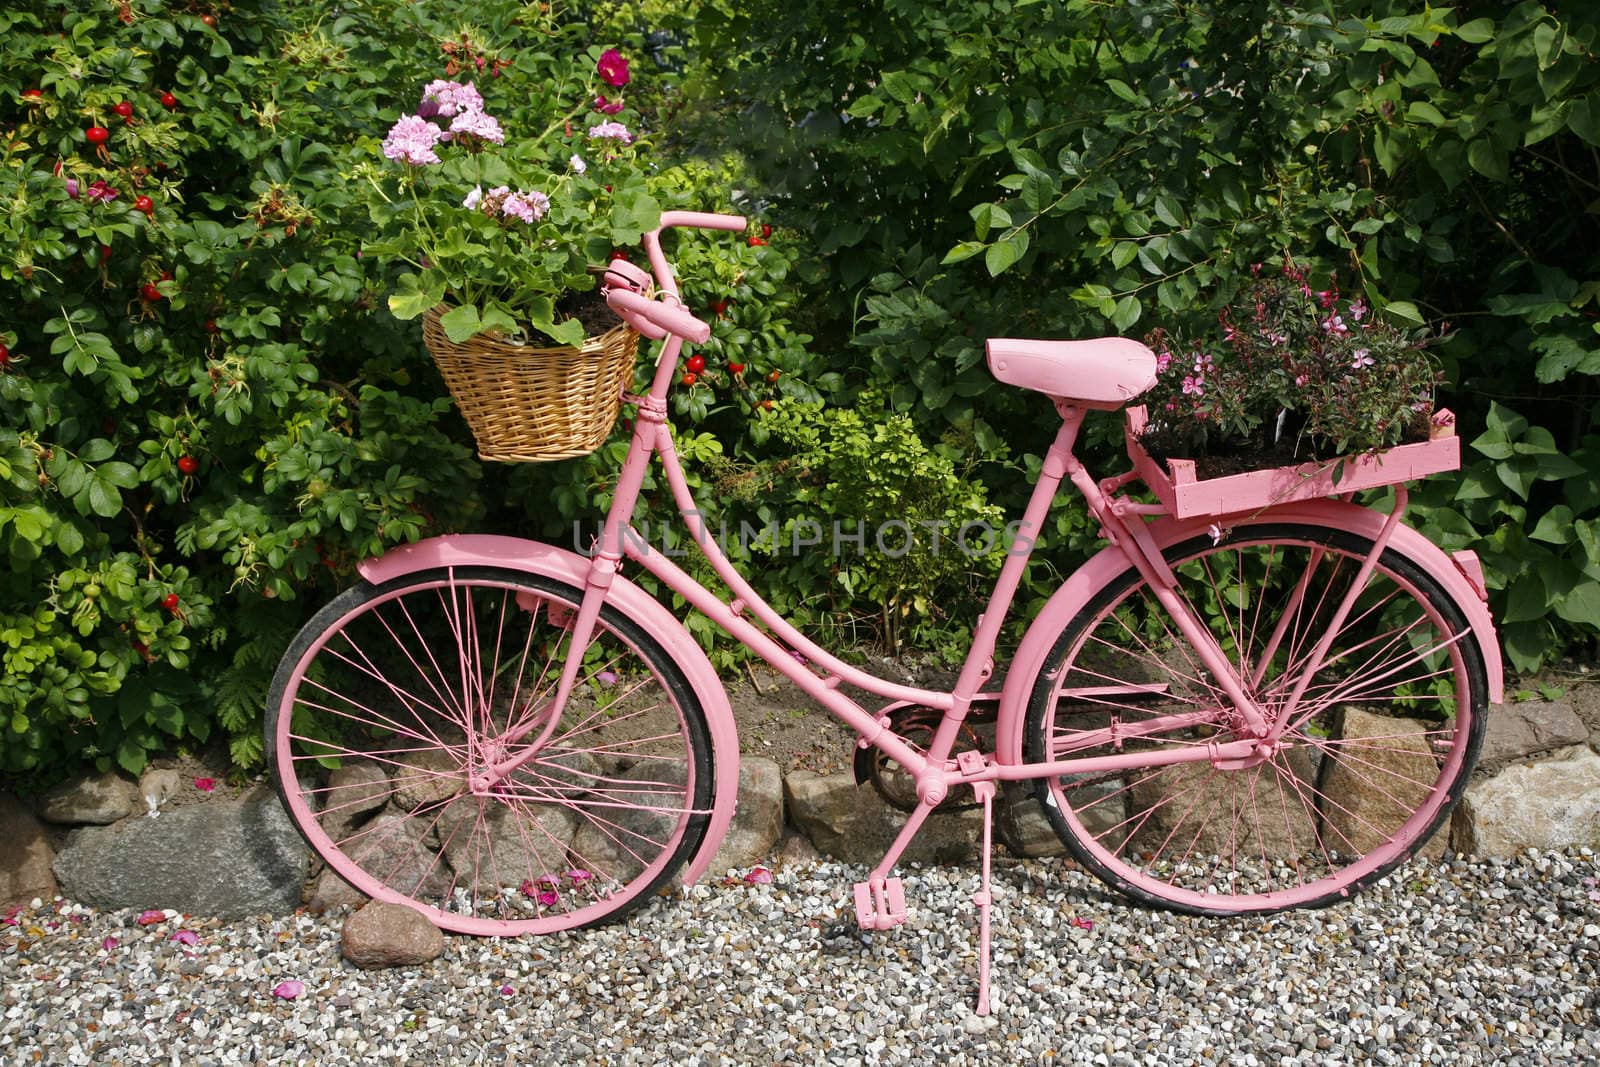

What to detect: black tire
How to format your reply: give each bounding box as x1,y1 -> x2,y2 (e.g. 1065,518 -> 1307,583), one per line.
1022,522 -> 1487,915
266,566 -> 716,934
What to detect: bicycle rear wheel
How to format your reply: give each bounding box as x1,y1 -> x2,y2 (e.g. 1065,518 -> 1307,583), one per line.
266,566 -> 715,935
1022,522 -> 1486,915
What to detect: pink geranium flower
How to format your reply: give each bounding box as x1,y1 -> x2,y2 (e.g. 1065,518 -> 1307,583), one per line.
597,49 -> 630,87
448,109 -> 505,145
417,80 -> 484,119
382,115 -> 443,166
587,121 -> 633,145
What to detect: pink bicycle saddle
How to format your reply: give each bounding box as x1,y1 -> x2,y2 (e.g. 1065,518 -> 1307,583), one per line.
986,337 -> 1158,409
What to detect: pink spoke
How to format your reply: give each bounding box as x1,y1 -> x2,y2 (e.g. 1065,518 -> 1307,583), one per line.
309,644 -> 456,750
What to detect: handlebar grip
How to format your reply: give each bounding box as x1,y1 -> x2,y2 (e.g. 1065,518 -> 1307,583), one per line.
658,211 -> 747,233
606,289 -> 711,345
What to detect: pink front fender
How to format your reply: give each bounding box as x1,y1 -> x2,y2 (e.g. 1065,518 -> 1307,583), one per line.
995,501 -> 1504,765
358,534 -> 740,887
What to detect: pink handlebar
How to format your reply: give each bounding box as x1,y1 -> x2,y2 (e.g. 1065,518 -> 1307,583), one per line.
606,288 -> 711,345
657,211 -> 747,233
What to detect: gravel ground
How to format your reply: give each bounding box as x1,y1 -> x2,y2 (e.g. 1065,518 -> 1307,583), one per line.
3,850 -> 1598,1066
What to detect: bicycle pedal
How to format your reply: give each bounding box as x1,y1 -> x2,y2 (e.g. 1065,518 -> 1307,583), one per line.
853,877 -> 908,930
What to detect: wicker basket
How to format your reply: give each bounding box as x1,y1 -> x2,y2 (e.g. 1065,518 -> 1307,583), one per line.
422,306 -> 637,463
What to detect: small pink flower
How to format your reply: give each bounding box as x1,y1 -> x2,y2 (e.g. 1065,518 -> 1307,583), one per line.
587,121 -> 633,145
382,115 -> 442,166
417,80 -> 484,119
593,94 -> 625,115
1322,314 -> 1348,336
463,185 -> 483,210
1294,374 -> 1308,386
1350,349 -> 1374,370
136,909 -> 165,926
1316,290 -> 1335,309
744,867 -> 773,885
170,929 -> 199,946
596,670 -> 618,688
537,889 -> 559,907
272,980 -> 305,1000
86,180 -> 118,203
101,936 -> 119,952
569,154 -> 587,174
448,109 -> 505,145
194,777 -> 216,793
1154,351 -> 1172,373
1181,374 -> 1204,396
1348,297 -> 1368,322
597,49 -> 631,87
65,177 -> 80,198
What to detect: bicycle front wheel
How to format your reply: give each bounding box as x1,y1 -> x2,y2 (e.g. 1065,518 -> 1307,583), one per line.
266,566 -> 716,935
1023,523 -> 1487,914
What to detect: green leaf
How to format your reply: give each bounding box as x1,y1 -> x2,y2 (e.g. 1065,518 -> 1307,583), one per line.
1111,241 -> 1139,269
87,476 -> 121,518
1407,101 -> 1446,126
1502,574 -> 1548,624
1455,18 -> 1495,44
942,241 -> 985,265
1467,139 -> 1508,182
1111,295 -> 1141,331
1383,300 -> 1423,325
1554,583 -> 1600,630
439,305 -> 483,343
1568,94 -> 1600,146
970,203 -> 1012,242
1530,505 -> 1575,544
387,274 -> 440,320
985,234 -> 1026,277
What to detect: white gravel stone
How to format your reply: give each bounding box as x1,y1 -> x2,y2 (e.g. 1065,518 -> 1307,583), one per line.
0,852 -> 1597,1063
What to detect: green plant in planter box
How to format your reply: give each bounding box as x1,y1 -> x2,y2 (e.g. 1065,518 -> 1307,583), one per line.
363,33 -> 659,346
1138,259 -> 1445,465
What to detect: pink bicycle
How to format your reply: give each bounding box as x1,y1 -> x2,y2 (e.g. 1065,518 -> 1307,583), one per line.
267,212 -> 1501,1013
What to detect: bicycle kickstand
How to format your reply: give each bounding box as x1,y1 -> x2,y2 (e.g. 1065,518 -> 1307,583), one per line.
957,750 -> 998,1016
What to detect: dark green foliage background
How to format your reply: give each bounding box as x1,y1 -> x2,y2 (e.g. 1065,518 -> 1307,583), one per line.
3,0 -> 1596,786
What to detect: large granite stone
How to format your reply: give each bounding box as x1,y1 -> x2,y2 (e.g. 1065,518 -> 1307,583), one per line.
0,792 -> 56,904
341,901 -> 444,970
783,768 -> 981,866
37,772 -> 138,826
51,785 -> 309,919
1453,746 -> 1600,856
1321,707 -> 1451,862
704,756 -> 784,877
1477,702 -> 1589,773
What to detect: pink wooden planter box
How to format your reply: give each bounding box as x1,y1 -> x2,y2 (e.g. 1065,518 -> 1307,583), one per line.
1124,405 -> 1461,520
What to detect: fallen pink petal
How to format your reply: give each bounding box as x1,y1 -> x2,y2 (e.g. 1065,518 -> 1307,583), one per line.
565,869 -> 592,883
194,777 -> 216,793
1071,916 -> 1095,931
744,867 -> 773,885
537,889 -> 560,906
170,930 -> 199,946
500,984 -> 515,996
596,670 -> 618,687
101,936 -> 118,952
272,980 -> 305,1000
136,909 -> 165,926
519,879 -> 537,896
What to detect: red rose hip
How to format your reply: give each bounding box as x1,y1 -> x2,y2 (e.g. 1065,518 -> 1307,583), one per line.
681,372 -> 697,386
114,101 -> 133,118
134,195 -> 154,215
177,456 -> 198,474
85,126 -> 110,144
686,355 -> 705,373
141,283 -> 162,302
160,92 -> 177,109
161,593 -> 180,611
728,362 -> 745,374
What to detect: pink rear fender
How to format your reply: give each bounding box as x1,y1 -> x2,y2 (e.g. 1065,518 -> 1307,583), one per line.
994,501 -> 1504,765
358,534 -> 740,887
